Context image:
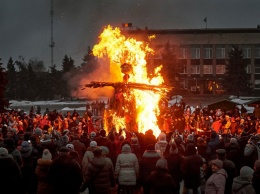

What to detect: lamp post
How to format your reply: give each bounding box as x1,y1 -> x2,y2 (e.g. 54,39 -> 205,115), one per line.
175,74 -> 179,104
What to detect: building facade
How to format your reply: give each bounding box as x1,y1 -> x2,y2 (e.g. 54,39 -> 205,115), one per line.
123,28 -> 260,95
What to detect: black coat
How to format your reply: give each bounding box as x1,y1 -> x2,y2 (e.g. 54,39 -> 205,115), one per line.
144,168 -> 178,194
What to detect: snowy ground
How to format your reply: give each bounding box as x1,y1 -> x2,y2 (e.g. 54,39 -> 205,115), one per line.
8,95 -> 255,115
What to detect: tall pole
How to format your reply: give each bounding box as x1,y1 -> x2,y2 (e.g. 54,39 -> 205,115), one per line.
49,0 -> 55,66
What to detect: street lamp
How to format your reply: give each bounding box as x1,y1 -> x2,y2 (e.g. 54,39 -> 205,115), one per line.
175,74 -> 179,104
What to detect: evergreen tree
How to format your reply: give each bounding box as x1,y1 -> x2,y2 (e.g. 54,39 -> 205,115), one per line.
161,42 -> 181,85
81,46 -> 97,74
15,57 -> 28,100
0,58 -> 9,111
25,63 -> 37,100
223,46 -> 251,97
6,57 -> 18,99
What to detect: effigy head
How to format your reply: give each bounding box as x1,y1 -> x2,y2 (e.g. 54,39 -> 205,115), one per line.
120,63 -> 132,75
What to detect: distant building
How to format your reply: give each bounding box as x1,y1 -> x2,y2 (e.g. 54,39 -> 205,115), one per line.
122,28 -> 260,95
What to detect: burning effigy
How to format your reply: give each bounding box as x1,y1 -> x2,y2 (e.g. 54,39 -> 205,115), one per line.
85,25 -> 172,137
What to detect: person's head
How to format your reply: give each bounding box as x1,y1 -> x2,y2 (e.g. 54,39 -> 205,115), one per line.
156,158 -> 168,170
216,149 -> 226,160
59,146 -> 70,156
254,159 -> 260,170
42,149 -> 52,160
211,159 -> 223,173
240,166 -> 254,181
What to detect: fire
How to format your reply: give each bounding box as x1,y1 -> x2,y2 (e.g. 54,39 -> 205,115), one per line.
93,25 -> 164,137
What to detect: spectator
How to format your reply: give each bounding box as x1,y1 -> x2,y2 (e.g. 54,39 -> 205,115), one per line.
144,158 -> 178,194
35,149 -> 52,194
205,159 -> 227,194
244,135 -> 260,168
82,141 -> 97,176
206,131 -> 220,161
81,147 -> 115,194
232,166 -> 255,194
48,146 -> 82,194
252,159 -> 260,194
155,132 -> 168,158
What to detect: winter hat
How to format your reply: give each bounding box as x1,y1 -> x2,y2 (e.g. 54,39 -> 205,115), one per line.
40,134 -> 51,143
42,149 -> 52,160
3,138 -> 15,149
59,146 -> 70,153
34,128 -> 42,136
122,144 -> 131,153
90,141 -> 97,147
99,129 -> 106,137
146,144 -> 155,151
62,129 -> 70,136
185,143 -> 197,156
156,159 -> 168,169
211,131 -> 217,139
169,142 -> 178,154
62,135 -> 69,144
216,149 -> 226,156
0,147 -> 10,158
240,166 -> 254,180
254,160 -> 260,169
66,144 -> 74,150
212,159 -> 223,168
118,135 -> 125,141
100,146 -> 109,156
158,132 -> 166,141
230,138 -> 238,144
90,132 -> 96,138
20,141 -> 33,157
93,147 -> 103,157
187,134 -> 194,142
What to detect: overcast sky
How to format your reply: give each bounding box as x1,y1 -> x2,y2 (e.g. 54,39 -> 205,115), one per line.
1,0 -> 260,70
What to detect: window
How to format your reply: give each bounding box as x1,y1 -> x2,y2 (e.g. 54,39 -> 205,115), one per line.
255,64 -> 260,74
216,65 -> 225,74
191,48 -> 200,59
243,48 -> 251,58
204,48 -> 212,59
179,47 -> 188,59
191,65 -> 200,74
255,80 -> 260,89
203,65 -> 213,74
255,47 -> 260,58
216,48 -> 225,59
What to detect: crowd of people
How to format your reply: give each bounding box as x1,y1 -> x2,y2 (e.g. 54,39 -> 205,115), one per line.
0,101 -> 260,194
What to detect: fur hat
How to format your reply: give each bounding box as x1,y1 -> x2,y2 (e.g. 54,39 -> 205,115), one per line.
240,166 -> 254,180
40,134 -> 51,143
216,149 -> 226,155
42,149 -> 52,160
66,144 -> 74,150
230,138 -> 238,144
212,159 -> 223,168
20,141 -> 33,157
156,159 -> 168,169
122,144 -> 131,153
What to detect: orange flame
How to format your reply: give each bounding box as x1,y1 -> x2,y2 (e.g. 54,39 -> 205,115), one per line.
93,25 -> 164,137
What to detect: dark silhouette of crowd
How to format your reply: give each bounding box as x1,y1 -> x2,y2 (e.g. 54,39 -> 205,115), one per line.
0,102 -> 260,194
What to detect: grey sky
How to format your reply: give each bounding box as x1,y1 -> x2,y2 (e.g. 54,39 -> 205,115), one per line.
1,0 -> 260,70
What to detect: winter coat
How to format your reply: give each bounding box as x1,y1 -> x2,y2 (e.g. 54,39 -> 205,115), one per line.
0,155 -> 23,194
166,152 -> 183,184
139,150 -> 161,186
115,144 -> 139,186
252,168 -> 260,194
71,139 -> 86,162
155,139 -> 168,157
205,168 -> 227,194
82,156 -> 115,194
181,153 -> 203,189
232,176 -> 256,194
48,154 -> 83,194
81,147 -> 95,175
143,168 -> 178,194
206,136 -> 220,161
35,158 -> 52,194
244,142 -> 260,168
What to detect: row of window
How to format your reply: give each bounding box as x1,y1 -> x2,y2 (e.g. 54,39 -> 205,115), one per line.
178,47 -> 260,59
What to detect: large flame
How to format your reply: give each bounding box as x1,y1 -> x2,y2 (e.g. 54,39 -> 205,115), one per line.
93,25 -> 164,137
